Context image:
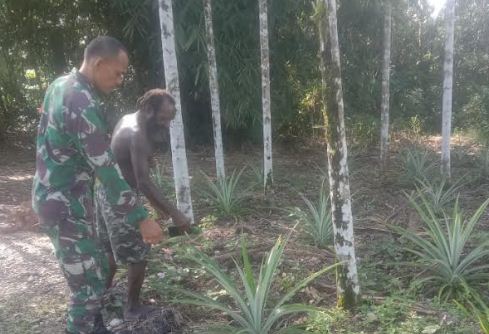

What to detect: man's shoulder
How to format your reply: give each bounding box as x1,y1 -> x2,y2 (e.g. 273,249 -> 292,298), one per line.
62,75 -> 98,113
121,112 -> 138,122
45,74 -> 72,97
47,73 -> 94,106
116,112 -> 139,133
113,112 -> 147,148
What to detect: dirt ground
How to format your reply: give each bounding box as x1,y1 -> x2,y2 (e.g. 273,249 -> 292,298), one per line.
0,136 -> 485,333
0,142 -> 333,333
0,145 -> 68,334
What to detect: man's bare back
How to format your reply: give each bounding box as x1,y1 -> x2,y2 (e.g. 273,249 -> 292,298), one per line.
111,112 -> 156,189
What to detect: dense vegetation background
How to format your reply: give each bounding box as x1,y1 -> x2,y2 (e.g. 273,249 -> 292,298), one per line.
2,0 -> 489,147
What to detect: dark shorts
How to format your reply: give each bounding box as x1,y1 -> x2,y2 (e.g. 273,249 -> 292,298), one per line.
94,182 -> 150,264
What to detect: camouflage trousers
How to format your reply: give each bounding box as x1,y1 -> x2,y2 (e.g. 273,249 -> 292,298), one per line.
46,217 -> 109,334
94,183 -> 150,264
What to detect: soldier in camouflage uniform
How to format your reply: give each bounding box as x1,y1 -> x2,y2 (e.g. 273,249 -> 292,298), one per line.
32,36 -> 163,334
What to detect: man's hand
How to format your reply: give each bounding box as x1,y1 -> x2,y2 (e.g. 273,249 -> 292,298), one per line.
139,218 -> 163,245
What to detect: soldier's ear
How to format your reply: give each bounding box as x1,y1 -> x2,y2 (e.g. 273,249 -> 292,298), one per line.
92,57 -> 104,69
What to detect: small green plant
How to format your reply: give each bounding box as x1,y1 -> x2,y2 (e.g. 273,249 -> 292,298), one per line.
347,114 -> 379,150
176,236 -> 338,334
199,214 -> 218,229
314,163 -> 329,184
408,115 -> 423,139
457,288 -> 489,333
150,160 -> 174,196
398,191 -> 489,301
400,148 -> 435,185
201,168 -> 247,217
414,177 -> 464,216
290,185 -> 333,248
249,164 -> 265,187
305,297 -> 445,334
305,308 -> 350,334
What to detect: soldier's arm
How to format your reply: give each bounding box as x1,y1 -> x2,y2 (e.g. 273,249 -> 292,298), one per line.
72,102 -> 148,227
130,133 -> 190,228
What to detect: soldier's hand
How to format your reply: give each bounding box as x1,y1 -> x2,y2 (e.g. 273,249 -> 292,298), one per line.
139,218 -> 163,245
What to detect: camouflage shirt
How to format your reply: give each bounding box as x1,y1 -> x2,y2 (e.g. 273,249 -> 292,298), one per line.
32,71 -> 148,228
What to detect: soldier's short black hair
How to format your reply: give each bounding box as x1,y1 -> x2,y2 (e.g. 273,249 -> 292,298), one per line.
83,36 -> 128,61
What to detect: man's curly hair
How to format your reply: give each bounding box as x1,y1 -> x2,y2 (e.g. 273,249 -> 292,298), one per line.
136,89 -> 175,115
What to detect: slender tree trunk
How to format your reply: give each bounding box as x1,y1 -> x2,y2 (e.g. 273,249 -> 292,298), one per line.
158,0 -> 195,224
380,1 -> 392,168
259,0 -> 273,191
204,0 -> 226,181
319,0 -> 360,310
441,0 -> 455,180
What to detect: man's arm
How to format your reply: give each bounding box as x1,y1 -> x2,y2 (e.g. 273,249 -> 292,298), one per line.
72,105 -> 148,228
130,134 -> 190,229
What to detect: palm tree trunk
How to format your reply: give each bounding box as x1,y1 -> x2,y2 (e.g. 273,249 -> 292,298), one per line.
380,1 -> 392,168
319,0 -> 360,310
259,0 -> 273,191
204,0 -> 226,181
441,0 -> 456,180
158,0 -> 195,224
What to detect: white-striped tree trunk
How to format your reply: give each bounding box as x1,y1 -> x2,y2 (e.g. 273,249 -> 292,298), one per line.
259,0 -> 273,191
380,1 -> 392,168
319,0 -> 360,310
158,0 -> 195,224
204,0 -> 225,181
441,0 -> 455,180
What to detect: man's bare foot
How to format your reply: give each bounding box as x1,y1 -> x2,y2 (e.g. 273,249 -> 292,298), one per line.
124,304 -> 160,321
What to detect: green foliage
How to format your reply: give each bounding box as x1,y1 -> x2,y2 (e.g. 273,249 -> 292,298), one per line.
200,168 -> 247,218
150,160 -> 174,197
212,1 -> 261,131
4,0 -> 489,143
457,289 -> 489,334
398,192 -> 489,302
248,164 -> 265,189
176,236 -> 338,334
406,115 -> 423,140
305,308 -> 350,334
0,0 -> 488,146
476,148 -> 489,180
290,185 -> 333,248
337,0 -> 382,119
362,297 -> 436,334
269,0 -> 321,139
460,87 -> 489,145
399,148 -> 436,185
414,177 -> 464,216
0,3 -> 58,139
304,295 -> 473,334
346,114 -> 379,150
454,0 -> 489,141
